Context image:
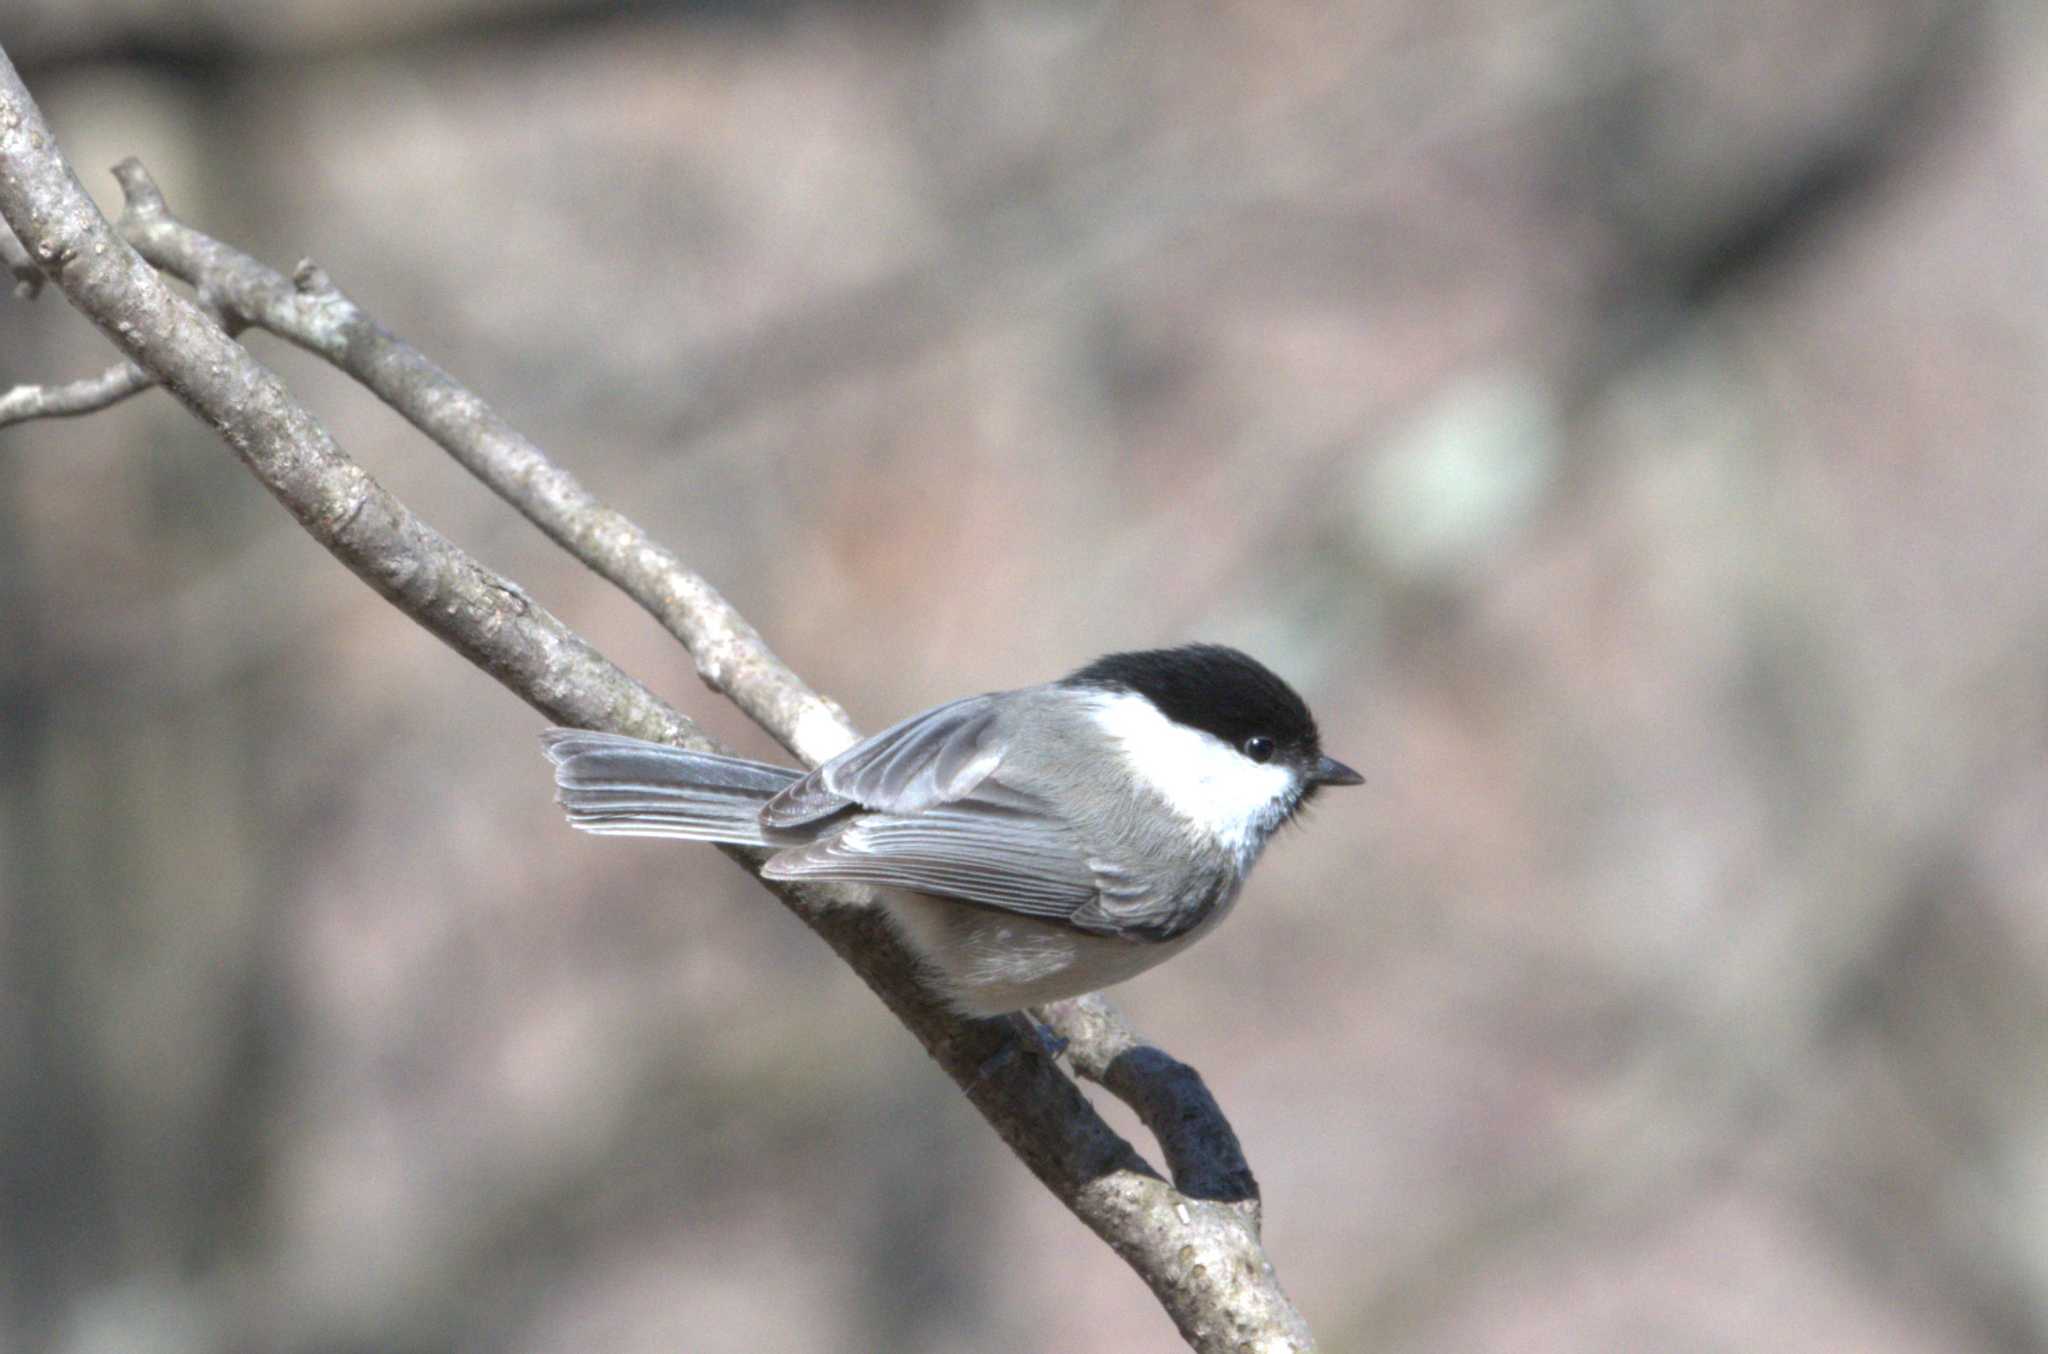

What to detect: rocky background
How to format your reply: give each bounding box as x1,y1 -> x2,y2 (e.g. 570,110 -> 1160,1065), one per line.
3,1 -> 2043,1350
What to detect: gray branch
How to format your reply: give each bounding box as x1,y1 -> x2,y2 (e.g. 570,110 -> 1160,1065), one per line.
0,44 -> 1315,1354
112,168 -> 851,766
0,357 -> 150,425
2,291 -> 243,428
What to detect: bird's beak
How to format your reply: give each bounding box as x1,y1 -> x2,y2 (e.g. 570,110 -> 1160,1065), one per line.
1311,754 -> 1364,787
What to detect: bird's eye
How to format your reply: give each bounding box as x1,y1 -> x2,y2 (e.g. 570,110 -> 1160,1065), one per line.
1242,735 -> 1276,764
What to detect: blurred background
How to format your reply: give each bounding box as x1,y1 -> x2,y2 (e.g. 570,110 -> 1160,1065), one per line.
3,0 -> 2044,1350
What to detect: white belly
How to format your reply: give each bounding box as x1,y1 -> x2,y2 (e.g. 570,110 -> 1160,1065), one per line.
881,889 -> 1220,1016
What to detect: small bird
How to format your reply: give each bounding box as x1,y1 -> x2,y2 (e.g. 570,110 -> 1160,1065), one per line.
542,644 -> 1360,1016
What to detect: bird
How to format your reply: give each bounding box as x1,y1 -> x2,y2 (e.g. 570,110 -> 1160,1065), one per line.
541,643 -> 1360,1017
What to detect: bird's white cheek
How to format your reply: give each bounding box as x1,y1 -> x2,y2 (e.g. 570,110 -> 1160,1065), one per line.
1086,693 -> 1295,856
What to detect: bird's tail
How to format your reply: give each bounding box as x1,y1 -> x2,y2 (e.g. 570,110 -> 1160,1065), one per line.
541,729 -> 802,846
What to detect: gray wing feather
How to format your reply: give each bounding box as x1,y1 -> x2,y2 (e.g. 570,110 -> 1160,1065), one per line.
760,694 -> 1005,830
755,694 -> 1106,921
761,800 -> 1100,922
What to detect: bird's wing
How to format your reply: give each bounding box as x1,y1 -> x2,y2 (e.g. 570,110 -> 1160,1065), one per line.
760,693 -> 1008,829
757,692 -> 1125,925
760,788 -> 1109,925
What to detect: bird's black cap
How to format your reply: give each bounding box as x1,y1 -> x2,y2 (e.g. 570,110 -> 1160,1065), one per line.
1062,643 -> 1357,784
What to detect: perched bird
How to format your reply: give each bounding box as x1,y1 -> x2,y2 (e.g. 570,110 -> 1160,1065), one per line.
543,644 -> 1360,1016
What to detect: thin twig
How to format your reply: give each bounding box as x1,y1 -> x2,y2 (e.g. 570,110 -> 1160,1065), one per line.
0,358 -> 151,426
1,291 -> 243,429
0,149 -> 693,749
0,50 -> 1316,1353
115,165 -> 852,767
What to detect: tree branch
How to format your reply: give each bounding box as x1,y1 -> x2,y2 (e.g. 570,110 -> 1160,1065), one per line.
113,167 -> 853,767
0,357 -> 151,425
1,291 -> 240,428
0,45 -> 1316,1353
